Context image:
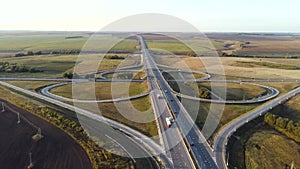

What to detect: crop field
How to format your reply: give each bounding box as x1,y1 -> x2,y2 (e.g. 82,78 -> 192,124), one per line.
0,100 -> 92,169
51,81 -> 148,100
0,55 -> 77,77
235,40 -> 300,57
0,33 -> 139,55
212,57 -> 300,79
0,53 -> 140,77
153,53 -> 300,80
207,33 -> 300,57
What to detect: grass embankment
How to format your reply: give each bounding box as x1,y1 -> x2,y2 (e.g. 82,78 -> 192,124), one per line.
227,119 -> 300,169
5,81 -> 157,138
51,81 -> 158,138
182,99 -> 257,131
245,130 -> 300,169
76,96 -> 158,138
0,85 -> 133,169
6,81 -> 58,91
227,94 -> 300,169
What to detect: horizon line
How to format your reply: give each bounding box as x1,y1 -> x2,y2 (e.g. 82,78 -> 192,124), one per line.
0,30 -> 300,34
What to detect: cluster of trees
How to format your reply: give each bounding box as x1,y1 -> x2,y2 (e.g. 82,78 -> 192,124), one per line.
62,72 -> 74,79
104,55 -> 125,60
115,73 -> 133,79
50,49 -> 80,55
14,51 -> 42,57
0,62 -> 42,73
199,87 -> 211,99
264,113 -> 300,140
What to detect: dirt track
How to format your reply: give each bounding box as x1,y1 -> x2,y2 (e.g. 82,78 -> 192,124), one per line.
0,100 -> 92,169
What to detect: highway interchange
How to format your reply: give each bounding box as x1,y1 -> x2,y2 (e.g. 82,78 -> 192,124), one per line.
0,35 -> 300,169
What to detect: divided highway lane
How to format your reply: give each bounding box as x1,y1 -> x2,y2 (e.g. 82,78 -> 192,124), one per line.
214,86 -> 300,169
141,37 -> 196,169
0,81 -> 173,168
140,36 -> 218,169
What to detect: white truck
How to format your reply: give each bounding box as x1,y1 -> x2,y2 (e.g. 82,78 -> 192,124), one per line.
157,94 -> 162,99
165,117 -> 173,127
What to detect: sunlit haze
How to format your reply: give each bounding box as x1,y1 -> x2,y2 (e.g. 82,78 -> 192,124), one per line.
1,0 -> 300,32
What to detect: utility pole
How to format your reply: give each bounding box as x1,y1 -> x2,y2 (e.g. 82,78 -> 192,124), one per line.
1,102 -> 4,112
291,161 -> 295,169
226,152 -> 229,166
17,113 -> 21,124
32,128 -> 43,141
27,152 -> 34,169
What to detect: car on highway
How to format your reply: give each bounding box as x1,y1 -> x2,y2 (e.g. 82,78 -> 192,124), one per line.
165,117 -> 173,128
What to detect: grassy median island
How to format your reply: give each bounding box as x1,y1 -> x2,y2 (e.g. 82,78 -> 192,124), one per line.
75,96 -> 158,138
50,81 -> 158,138
51,81 -> 148,100
102,70 -> 146,80
197,82 -> 267,100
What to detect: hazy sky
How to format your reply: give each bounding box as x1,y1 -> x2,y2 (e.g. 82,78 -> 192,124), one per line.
1,0 -> 299,32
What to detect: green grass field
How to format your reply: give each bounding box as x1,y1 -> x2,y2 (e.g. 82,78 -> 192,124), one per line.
146,39 -> 221,55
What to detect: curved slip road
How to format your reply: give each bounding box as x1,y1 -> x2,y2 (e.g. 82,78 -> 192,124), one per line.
214,86 -> 300,169
40,82 -> 151,103
0,81 -> 171,169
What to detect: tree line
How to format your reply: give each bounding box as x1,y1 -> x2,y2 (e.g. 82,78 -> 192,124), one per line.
14,49 -> 81,57
0,62 -> 42,73
264,112 -> 300,141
